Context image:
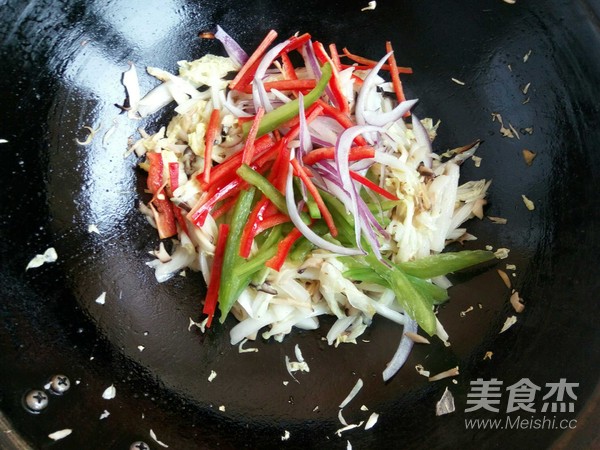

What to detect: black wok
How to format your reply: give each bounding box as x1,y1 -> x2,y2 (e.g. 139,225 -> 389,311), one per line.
1,0 -> 600,448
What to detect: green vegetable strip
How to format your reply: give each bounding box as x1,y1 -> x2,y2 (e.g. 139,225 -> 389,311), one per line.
396,250 -> 496,279
242,62 -> 333,137
236,164 -> 310,224
235,226 -> 283,278
218,188 -> 256,322
406,274 -> 449,305
365,253 -> 438,336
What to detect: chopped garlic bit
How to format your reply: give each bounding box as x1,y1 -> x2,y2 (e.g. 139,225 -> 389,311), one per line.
281,430 -> 290,441
335,422 -> 364,437
404,332 -> 430,344
188,317 -> 207,333
522,149 -> 537,166
361,1 -> 376,11
102,384 -> 116,400
95,292 -> 106,305
500,315 -> 518,333
460,306 -> 474,317
208,370 -> 217,382
415,364 -> 430,377
451,77 -> 465,85
360,405 -> 369,411
364,412 -> 379,430
339,379 -> 364,408
488,216 -> 507,225
436,387 -> 456,416
523,49 -> 532,62
238,338 -> 259,353
495,248 -> 510,259
218,405 -> 226,412
506,264 -> 517,270
48,429 -> 72,441
522,195 -> 535,210
150,429 -> 169,448
99,410 -> 110,420
471,155 -> 482,167
497,269 -> 512,289
87,224 -> 100,234
26,247 -> 58,270
485,245 -> 494,251
137,345 -> 145,352
484,351 -> 494,360
510,290 -> 525,313
429,366 -> 460,382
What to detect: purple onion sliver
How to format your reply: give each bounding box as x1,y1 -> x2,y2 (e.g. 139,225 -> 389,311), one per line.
382,319 -> 418,382
215,25 -> 248,67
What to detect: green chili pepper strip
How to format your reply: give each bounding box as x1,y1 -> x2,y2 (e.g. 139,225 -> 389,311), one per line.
218,188 -> 256,322
365,253 -> 438,336
234,226 -> 283,278
242,62 -> 333,137
396,250 -> 496,279
236,163 -> 310,224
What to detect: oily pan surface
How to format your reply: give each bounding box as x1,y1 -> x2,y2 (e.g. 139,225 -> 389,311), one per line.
1,0 -> 599,448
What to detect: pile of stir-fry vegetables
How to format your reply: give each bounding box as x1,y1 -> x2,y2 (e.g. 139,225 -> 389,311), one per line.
125,27 -> 495,380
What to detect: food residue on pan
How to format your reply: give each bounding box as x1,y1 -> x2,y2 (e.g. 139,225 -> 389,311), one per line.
26,247 -> 58,270
101,384 -> 116,400
48,429 -> 73,441
497,269 -> 511,288
522,194 -> 535,210
150,429 -> 169,448
361,1 -> 376,11
435,387 -> 455,416
428,366 -> 459,382
500,315 -> 518,333
99,410 -> 110,420
522,149 -> 537,166
95,292 -> 106,305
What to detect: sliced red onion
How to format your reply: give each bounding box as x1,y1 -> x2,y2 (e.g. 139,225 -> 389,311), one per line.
219,90 -> 252,117
302,40 -> 321,79
215,25 -> 248,67
285,151 -> 363,256
252,40 -> 290,112
382,319 -> 418,382
411,114 -> 433,168
336,125 -> 383,252
355,51 -> 392,126
365,99 -> 419,127
297,93 -> 313,160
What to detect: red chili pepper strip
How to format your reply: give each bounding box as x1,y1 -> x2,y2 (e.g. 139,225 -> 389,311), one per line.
329,43 -> 342,71
280,52 -> 298,80
291,159 -> 337,237
168,162 -> 179,193
146,152 -> 177,239
202,109 -> 221,184
203,223 -> 230,327
242,107 -> 265,165
350,170 -> 400,201
282,32 -> 311,53
342,47 -> 413,74
240,79 -> 317,94
230,29 -> 278,91
254,213 -> 290,235
385,41 -> 407,105
313,41 -> 349,114
201,134 -> 274,190
188,179 -> 246,227
211,196 -> 238,221
315,99 -> 368,146
239,197 -> 270,258
265,228 -> 303,271
302,145 -> 375,166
